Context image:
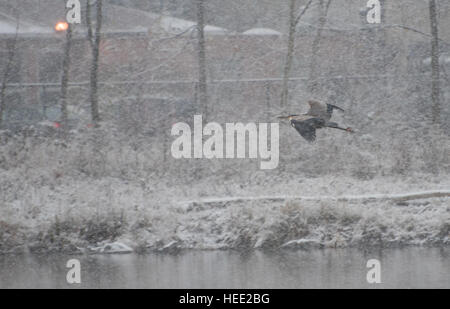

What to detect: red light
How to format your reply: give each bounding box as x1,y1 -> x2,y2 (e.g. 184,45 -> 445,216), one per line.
55,22 -> 69,32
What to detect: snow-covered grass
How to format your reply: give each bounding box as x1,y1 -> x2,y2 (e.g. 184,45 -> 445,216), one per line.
0,126 -> 449,253
1,185 -> 448,253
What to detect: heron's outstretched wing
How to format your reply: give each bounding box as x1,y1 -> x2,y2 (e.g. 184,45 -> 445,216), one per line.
307,100 -> 328,119
291,118 -> 324,142
307,100 -> 345,120
327,104 -> 345,115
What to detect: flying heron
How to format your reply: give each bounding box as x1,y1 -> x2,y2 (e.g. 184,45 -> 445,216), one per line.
278,100 -> 354,142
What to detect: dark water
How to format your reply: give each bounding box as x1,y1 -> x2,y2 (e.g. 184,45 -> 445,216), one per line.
0,248 -> 449,289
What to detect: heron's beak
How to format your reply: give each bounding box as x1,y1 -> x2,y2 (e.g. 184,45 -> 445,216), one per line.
277,115 -> 299,120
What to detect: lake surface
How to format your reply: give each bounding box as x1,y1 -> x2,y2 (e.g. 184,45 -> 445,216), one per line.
0,248 -> 448,289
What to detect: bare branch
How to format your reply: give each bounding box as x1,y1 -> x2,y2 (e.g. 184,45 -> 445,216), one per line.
294,0 -> 314,27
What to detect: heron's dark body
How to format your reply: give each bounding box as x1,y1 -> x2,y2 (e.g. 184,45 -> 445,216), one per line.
290,117 -> 325,142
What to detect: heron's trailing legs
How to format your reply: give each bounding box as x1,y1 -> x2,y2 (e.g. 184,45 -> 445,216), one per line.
326,122 -> 354,133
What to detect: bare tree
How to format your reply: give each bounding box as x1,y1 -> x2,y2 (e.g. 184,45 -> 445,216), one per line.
0,17 -> 19,129
280,0 -> 314,110
60,22 -> 73,131
429,0 -> 440,124
195,0 -> 208,118
308,0 -> 332,95
86,0 -> 103,126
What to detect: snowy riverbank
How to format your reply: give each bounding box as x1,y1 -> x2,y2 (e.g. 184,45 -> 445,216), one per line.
1,172 -> 449,254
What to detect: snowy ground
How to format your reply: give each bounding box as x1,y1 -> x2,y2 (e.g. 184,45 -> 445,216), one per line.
1,168 -> 449,254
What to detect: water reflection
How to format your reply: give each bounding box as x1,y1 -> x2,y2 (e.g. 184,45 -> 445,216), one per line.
0,248 -> 448,289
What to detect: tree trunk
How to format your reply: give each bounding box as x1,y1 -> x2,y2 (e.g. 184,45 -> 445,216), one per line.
87,0 -> 102,126
0,19 -> 19,129
280,0 -> 297,111
308,0 -> 332,95
429,0 -> 440,124
60,23 -> 73,131
280,0 -> 314,111
196,0 -> 208,119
